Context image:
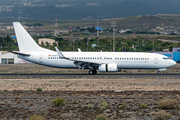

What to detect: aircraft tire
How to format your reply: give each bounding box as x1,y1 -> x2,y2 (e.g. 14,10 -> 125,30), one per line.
89,70 -> 93,75
157,71 -> 161,74
93,70 -> 97,74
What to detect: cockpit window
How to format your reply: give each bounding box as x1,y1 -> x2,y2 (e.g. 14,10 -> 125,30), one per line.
163,57 -> 169,60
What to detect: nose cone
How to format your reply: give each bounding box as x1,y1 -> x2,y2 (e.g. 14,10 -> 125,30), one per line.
171,60 -> 176,66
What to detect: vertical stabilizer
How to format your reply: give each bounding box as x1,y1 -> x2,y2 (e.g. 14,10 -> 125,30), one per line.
13,22 -> 42,53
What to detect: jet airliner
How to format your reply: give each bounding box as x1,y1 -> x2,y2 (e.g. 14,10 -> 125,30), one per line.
12,22 -> 176,74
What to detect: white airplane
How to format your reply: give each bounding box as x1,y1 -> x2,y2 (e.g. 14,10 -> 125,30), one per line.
12,22 -> 176,74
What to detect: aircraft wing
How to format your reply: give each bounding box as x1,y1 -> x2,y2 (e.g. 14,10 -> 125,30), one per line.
55,47 -> 102,69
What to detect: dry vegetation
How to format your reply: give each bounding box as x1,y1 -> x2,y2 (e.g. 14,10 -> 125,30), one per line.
158,99 -> 179,109
153,111 -> 172,120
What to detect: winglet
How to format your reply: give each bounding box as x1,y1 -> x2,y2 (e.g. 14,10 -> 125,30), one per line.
78,48 -> 82,52
55,47 -> 67,59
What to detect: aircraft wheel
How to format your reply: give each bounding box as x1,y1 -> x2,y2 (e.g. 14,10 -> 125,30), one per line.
157,71 -> 161,74
93,70 -> 97,74
89,70 -> 93,75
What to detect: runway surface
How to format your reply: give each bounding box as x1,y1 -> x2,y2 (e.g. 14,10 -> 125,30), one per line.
0,73 -> 180,77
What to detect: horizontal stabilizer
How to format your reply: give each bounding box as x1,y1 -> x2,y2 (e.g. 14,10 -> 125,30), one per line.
9,51 -> 30,56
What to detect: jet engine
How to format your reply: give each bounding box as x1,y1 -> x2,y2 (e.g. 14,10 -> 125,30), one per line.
98,64 -> 118,72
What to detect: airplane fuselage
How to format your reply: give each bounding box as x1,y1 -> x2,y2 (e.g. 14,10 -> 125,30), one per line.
18,51 -> 176,70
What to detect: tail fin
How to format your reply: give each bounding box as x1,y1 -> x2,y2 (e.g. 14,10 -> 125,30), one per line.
13,22 -> 42,53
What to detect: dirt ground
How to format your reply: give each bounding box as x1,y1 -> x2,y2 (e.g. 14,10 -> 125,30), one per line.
0,64 -> 180,119
0,77 -> 180,119
0,63 -> 180,74
0,77 -> 180,91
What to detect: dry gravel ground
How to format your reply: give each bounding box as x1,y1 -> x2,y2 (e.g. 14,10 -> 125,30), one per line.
0,77 -> 180,91
0,78 -> 180,119
0,64 -> 180,119
0,63 -> 180,74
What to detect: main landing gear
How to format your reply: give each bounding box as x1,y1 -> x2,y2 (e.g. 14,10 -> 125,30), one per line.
157,68 -> 166,75
157,71 -> 161,74
89,69 -> 97,74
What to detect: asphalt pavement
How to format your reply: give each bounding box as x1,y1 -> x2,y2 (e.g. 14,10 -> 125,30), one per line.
0,73 -> 180,78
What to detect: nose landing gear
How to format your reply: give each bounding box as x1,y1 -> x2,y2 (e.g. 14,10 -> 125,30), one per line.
89,69 -> 97,74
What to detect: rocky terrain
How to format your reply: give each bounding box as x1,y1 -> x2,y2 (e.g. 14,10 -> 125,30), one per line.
0,77 -> 179,119
0,64 -> 180,119
0,90 -> 180,120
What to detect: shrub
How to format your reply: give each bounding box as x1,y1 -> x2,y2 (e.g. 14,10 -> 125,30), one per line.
153,111 -> 171,120
119,103 -> 126,108
88,104 -> 93,109
36,88 -> 42,92
53,98 -> 65,107
102,102 -> 108,108
100,102 -> 108,109
123,113 -> 129,118
30,114 -> 45,120
101,106 -> 106,110
96,114 -> 106,120
141,103 -> 147,109
158,99 -> 178,109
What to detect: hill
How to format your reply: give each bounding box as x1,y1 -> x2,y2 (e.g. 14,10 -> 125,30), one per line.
1,0 -> 180,19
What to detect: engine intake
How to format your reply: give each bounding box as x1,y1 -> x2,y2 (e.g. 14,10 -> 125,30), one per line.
99,64 -> 118,72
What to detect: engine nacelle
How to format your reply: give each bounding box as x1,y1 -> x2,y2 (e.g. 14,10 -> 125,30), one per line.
99,64 -> 118,72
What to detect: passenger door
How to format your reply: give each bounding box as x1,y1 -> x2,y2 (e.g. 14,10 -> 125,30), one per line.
39,54 -> 43,63
154,55 -> 158,64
